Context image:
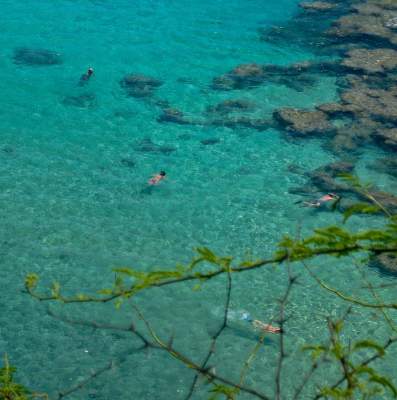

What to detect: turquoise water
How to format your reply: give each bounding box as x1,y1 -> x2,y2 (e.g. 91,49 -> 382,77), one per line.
1,0 -> 397,398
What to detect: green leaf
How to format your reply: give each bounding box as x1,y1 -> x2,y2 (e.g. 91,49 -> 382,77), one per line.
112,268 -> 146,279
370,374 -> 397,397
25,274 -> 39,290
97,289 -> 113,295
192,284 -> 201,291
51,281 -> 60,298
343,203 -> 381,223
353,340 -> 385,357
209,384 -> 238,400
115,298 -> 123,309
302,345 -> 327,360
196,247 -> 218,263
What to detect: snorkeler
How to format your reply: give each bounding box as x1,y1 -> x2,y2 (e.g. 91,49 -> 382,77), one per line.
148,171 -> 166,185
79,67 -> 94,86
241,312 -> 281,334
302,193 -> 339,208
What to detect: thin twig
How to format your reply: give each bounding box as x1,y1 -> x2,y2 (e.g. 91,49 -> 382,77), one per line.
238,331 -> 267,388
57,360 -> 114,399
292,358 -> 321,400
47,308 -> 152,348
133,303 -> 270,400
303,262 -> 397,310
361,282 -> 397,290
313,336 -> 397,399
275,266 -> 295,400
26,244 -> 397,305
352,259 -> 397,334
184,268 -> 232,399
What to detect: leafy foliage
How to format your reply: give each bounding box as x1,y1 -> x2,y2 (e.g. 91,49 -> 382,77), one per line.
0,354 -> 45,400
304,319 -> 397,399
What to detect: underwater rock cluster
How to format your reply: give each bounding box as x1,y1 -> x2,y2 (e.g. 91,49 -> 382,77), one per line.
273,108 -> 333,136
134,138 -> 176,154
299,1 -> 336,11
370,252 -> 397,276
327,0 -> 397,47
13,47 -> 63,66
219,0 -> 397,155
13,0 -> 397,159
289,160 -> 397,214
120,74 -> 163,98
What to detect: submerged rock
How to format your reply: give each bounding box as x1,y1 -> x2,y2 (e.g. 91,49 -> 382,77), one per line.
206,99 -> 254,114
13,47 -> 63,66
120,158 -> 135,168
311,161 -> 355,177
386,17 -> 397,29
120,74 -> 163,98
370,253 -> 397,276
113,109 -> 137,119
2,145 -> 14,154
212,61 -> 337,91
134,138 -> 176,154
316,102 -> 352,116
258,6 -> 338,54
327,2 -> 397,47
273,108 -> 333,136
289,160 -> 356,196
62,93 -> 96,108
210,116 -> 273,131
201,138 -> 220,146
157,108 -> 189,124
339,83 -> 397,125
299,1 -> 336,11
212,63 -> 265,90
373,128 -> 397,150
326,133 -> 358,154
341,48 -> 397,74
370,157 -> 397,178
287,164 -> 306,175
153,99 -> 170,108
365,190 -> 397,212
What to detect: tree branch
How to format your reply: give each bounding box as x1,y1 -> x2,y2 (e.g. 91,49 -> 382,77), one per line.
57,360 -> 114,399
132,303 -> 271,400
275,266 -> 295,400
184,268 -> 232,399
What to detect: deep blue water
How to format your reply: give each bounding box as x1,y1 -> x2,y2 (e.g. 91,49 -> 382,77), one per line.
1,0 -> 396,398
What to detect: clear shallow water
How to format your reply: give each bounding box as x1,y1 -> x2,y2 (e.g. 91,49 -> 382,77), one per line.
1,0 -> 397,399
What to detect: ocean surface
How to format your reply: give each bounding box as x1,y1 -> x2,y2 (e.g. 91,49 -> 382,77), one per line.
1,0 -> 396,398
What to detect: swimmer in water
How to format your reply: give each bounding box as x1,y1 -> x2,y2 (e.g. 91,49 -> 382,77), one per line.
148,171 -> 166,185
79,67 -> 94,86
241,312 -> 281,334
302,193 -> 339,208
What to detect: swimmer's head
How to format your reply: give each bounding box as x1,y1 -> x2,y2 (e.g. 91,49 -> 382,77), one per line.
160,171 -> 166,176
87,67 -> 94,76
328,193 -> 338,198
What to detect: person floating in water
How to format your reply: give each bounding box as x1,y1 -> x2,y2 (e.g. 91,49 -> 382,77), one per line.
302,193 -> 339,208
79,67 -> 94,86
148,171 -> 166,185
241,312 -> 281,334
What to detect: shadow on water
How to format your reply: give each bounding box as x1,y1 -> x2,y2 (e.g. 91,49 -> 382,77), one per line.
139,185 -> 155,196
